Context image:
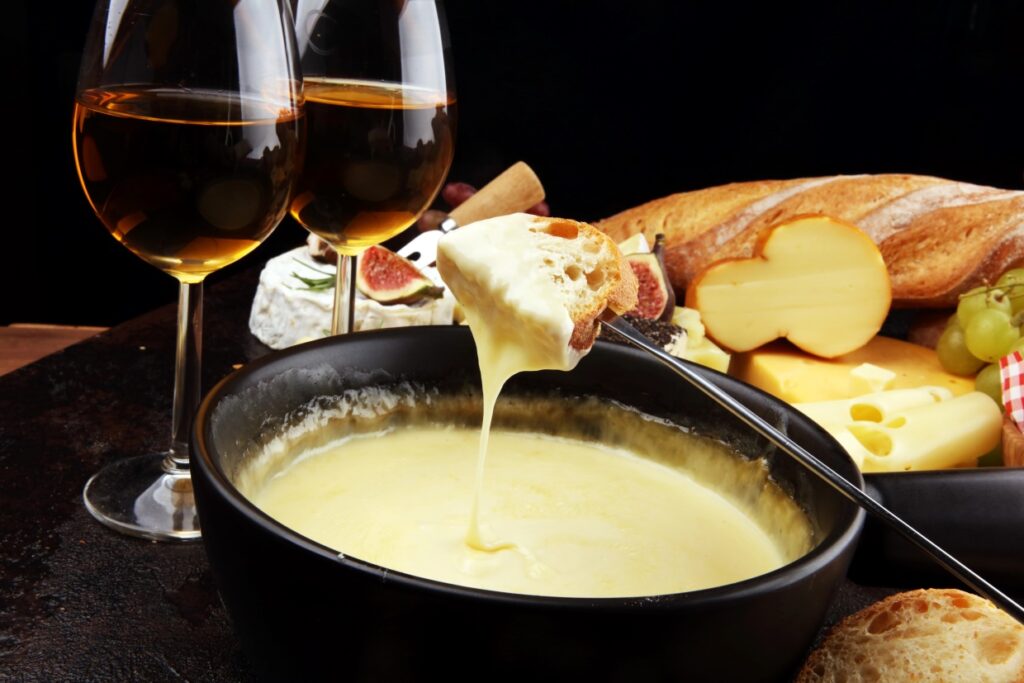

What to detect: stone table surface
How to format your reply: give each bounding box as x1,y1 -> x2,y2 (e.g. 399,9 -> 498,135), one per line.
0,267 -> 915,682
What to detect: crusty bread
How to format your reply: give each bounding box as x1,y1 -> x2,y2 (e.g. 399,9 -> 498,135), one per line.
879,195 -> 1024,307
796,589 -> 1024,683
528,217 -> 639,350
596,178 -> 805,250
596,175 -> 1024,308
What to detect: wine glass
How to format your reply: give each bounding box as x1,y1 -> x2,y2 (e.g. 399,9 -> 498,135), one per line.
290,0 -> 456,334
72,0 -> 304,540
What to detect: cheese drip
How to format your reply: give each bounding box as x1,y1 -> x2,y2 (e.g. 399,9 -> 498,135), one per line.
247,428 -> 787,598
437,215 -> 587,551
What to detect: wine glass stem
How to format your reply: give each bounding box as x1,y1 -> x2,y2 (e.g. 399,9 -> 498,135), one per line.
330,252 -> 358,335
167,280 -> 203,471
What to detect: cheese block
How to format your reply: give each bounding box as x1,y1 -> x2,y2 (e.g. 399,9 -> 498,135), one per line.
681,338 -> 731,373
849,363 -> 896,393
249,246 -> 455,349
730,336 -> 974,403
795,386 -> 954,427
795,389 -> 1002,472
672,307 -> 730,372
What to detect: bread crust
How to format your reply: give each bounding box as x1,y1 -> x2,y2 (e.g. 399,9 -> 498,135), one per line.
597,178 -> 802,244
1004,417 -> 1024,468
597,175 -> 1024,307
879,195 -> 1024,307
796,588 -> 1024,683
529,217 -> 638,351
664,176 -> 844,285
598,179 -> 805,287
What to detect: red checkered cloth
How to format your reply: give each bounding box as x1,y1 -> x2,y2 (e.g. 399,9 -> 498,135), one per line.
1000,350 -> 1024,430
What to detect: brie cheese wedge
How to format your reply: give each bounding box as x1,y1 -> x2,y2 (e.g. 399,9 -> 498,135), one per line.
249,246 -> 455,349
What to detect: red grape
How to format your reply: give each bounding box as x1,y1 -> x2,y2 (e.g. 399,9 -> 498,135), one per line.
442,182 -> 477,208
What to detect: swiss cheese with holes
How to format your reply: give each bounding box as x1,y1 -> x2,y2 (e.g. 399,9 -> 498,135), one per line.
794,388 -> 1002,472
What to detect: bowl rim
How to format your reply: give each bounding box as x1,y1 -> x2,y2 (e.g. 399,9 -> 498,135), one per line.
192,326 -> 866,610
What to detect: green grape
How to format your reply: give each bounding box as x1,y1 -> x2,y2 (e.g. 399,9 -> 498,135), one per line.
1011,337 -> 1024,356
964,309 -> 1019,362
996,267 -> 1024,313
936,321 -> 985,375
956,286 -> 989,327
957,286 -> 1012,328
974,363 -> 1003,405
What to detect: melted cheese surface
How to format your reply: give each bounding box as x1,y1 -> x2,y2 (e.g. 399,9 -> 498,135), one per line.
247,427 -> 788,598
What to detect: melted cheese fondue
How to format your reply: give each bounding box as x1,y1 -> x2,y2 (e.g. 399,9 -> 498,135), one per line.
247,426 -> 789,597
240,215 -> 811,599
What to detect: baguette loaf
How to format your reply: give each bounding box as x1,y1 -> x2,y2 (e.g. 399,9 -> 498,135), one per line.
597,174 -> 1024,307
796,588 -> 1024,683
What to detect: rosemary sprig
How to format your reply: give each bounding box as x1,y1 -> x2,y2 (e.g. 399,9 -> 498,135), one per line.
291,273 -> 335,291
288,258 -> 336,291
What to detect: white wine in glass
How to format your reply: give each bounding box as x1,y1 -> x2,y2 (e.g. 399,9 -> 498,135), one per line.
72,0 -> 305,541
290,0 -> 456,333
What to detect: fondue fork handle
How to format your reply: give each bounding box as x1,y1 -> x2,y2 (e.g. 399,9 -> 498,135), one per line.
605,318 -> 1024,625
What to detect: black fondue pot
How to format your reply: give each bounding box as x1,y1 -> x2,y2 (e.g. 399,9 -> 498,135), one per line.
192,327 -> 864,682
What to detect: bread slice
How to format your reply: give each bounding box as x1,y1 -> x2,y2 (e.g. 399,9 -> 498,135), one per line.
796,589 -> 1024,683
532,216 -> 639,350
436,214 -> 637,370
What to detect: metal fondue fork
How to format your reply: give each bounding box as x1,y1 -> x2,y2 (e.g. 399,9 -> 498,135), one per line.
606,317 -> 1024,625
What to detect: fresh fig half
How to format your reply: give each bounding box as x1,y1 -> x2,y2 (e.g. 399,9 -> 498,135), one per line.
625,234 -> 676,320
651,234 -> 677,321
356,245 -> 444,304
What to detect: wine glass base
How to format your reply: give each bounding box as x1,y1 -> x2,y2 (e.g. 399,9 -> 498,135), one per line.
83,453 -> 201,542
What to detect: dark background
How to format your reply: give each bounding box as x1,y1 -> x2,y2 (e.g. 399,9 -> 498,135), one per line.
3,0 -> 1023,327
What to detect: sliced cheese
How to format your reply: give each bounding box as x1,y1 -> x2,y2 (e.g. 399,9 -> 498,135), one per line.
795,390 -> 1002,472
730,336 -> 974,403
686,215 -> 890,358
